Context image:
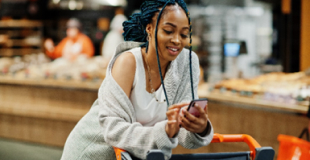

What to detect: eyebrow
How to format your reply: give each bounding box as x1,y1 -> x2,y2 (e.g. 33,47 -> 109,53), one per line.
164,22 -> 189,30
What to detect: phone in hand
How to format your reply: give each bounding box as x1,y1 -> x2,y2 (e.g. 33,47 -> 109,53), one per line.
187,98 -> 208,117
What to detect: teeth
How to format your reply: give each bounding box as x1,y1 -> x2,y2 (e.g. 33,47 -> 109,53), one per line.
169,47 -> 177,52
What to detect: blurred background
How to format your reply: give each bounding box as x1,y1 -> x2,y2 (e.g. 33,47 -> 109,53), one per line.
0,0 -> 310,159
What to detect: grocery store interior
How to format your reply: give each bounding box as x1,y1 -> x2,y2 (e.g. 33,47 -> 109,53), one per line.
0,0 -> 310,159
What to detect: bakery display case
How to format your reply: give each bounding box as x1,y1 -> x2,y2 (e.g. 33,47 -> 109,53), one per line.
0,55 -> 107,146
0,54 -> 107,81
193,71 -> 309,157
212,71 -> 310,107
0,20 -> 43,57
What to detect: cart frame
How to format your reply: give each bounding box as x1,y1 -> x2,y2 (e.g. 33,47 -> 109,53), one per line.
114,133 -> 275,160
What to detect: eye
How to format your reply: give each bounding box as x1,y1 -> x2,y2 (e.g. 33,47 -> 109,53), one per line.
181,34 -> 188,38
163,29 -> 173,34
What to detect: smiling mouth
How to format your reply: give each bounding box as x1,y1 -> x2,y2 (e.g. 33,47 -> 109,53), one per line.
167,47 -> 179,52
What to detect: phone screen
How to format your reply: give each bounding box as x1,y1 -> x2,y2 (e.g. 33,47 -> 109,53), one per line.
187,98 -> 208,117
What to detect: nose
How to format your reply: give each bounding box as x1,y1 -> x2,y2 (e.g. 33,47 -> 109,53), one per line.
171,34 -> 181,45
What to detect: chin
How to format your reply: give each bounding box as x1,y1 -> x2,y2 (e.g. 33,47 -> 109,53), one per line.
166,53 -> 180,61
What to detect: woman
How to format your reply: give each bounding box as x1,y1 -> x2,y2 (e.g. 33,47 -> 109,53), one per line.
61,0 -> 213,160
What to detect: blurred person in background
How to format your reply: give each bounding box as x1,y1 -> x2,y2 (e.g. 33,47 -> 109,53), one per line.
44,18 -> 95,61
101,11 -> 127,61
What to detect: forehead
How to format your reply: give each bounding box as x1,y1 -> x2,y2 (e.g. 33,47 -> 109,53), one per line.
155,5 -> 189,26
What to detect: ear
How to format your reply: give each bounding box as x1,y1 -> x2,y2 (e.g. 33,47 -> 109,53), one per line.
145,23 -> 153,36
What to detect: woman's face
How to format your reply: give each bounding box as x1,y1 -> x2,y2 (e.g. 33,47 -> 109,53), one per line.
148,5 -> 189,62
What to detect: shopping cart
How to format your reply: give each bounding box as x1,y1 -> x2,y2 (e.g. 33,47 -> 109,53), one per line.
114,133 -> 275,160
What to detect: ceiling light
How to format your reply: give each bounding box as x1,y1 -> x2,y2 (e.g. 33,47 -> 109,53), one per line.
68,1 -> 77,10
53,0 -> 60,4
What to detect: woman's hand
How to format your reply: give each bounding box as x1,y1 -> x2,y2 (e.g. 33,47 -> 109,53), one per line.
165,102 -> 189,138
180,103 -> 209,134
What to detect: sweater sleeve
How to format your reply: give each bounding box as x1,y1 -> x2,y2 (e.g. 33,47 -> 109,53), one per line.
176,51 -> 214,149
97,76 -> 178,160
45,38 -> 68,59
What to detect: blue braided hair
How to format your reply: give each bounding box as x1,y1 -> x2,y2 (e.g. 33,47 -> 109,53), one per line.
123,0 -> 194,106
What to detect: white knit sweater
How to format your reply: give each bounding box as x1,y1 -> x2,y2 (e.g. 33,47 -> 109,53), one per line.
61,42 -> 214,160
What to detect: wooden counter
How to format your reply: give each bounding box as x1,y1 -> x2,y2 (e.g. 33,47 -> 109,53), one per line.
0,76 -> 100,146
0,79 -> 308,158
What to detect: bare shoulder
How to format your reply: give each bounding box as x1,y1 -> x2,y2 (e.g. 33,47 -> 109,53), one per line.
112,52 -> 136,73
111,52 -> 136,97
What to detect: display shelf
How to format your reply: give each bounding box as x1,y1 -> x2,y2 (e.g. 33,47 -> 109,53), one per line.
5,39 -> 42,47
0,30 -> 41,38
198,83 -> 308,114
0,48 -> 42,56
0,20 -> 43,57
0,76 -> 102,90
0,20 -> 42,28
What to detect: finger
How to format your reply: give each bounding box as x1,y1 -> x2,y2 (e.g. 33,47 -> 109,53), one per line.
167,119 -> 177,125
169,102 -> 190,110
204,104 -> 208,114
195,104 -> 206,117
181,116 -> 208,134
166,109 -> 178,120
183,110 -> 198,122
181,114 -> 201,128
180,116 -> 192,129
181,118 -> 200,133
195,104 -> 208,121
167,108 -> 179,115
168,109 -> 181,126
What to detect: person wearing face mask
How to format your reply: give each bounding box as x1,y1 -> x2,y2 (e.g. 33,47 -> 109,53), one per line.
61,1 -> 213,160
44,18 -> 95,61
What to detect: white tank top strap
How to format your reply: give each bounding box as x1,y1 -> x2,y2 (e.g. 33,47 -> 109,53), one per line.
128,47 -> 167,127
127,47 -> 143,88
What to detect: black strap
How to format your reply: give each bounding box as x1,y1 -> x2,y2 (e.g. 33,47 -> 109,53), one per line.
298,128 -> 309,141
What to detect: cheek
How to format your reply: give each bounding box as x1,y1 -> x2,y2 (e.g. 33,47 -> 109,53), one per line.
182,38 -> 189,46
157,32 -> 168,42
152,33 -> 169,48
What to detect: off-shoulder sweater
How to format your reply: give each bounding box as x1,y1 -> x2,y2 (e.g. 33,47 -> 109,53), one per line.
60,42 -> 214,160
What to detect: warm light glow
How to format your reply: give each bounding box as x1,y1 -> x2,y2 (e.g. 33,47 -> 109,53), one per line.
68,1 -> 77,10
53,0 -> 60,4
76,1 -> 83,10
102,0 -> 127,6
106,0 -> 118,6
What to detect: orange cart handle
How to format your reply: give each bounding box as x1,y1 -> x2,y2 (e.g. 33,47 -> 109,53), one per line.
114,133 -> 262,160
212,133 -> 261,159
113,147 -> 126,160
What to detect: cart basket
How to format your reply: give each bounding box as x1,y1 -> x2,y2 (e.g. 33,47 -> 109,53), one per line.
114,133 -> 275,160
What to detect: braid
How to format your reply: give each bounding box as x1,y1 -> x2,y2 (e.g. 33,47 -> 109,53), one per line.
155,1 -> 171,106
176,0 -> 195,100
187,11 -> 195,100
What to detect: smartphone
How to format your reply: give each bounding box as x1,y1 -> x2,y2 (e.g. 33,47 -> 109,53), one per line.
187,98 -> 208,117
